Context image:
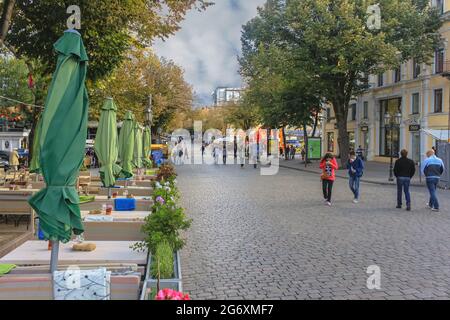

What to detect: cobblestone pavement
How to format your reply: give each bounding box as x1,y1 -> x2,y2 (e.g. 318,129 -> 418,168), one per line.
176,163 -> 450,300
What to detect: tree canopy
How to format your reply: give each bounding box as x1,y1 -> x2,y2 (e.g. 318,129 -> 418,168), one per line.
240,0 -> 442,164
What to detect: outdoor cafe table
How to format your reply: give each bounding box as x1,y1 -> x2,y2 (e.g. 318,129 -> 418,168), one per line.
0,241 -> 147,266
81,210 -> 150,221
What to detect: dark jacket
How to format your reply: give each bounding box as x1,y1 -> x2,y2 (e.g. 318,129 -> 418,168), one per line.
346,157 -> 364,177
394,157 -> 416,178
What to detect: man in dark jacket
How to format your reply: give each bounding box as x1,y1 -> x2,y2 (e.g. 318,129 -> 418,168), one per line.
347,150 -> 364,203
394,149 -> 416,211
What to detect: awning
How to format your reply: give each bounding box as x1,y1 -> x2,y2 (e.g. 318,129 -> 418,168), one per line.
421,129 -> 449,141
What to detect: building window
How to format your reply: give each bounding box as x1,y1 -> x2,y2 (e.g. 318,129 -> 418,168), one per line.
379,98 -> 402,157
435,49 -> 444,74
326,108 -> 331,122
378,73 -> 384,87
435,0 -> 444,14
411,93 -> 420,114
434,89 -> 443,113
394,67 -> 401,83
348,132 -> 355,152
363,101 -> 369,120
413,59 -> 421,79
327,132 -> 334,152
350,103 -> 356,121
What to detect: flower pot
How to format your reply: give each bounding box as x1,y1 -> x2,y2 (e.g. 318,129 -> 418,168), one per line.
140,251 -> 182,300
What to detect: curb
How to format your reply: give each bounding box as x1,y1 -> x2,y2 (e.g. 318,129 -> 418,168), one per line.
279,164 -> 426,188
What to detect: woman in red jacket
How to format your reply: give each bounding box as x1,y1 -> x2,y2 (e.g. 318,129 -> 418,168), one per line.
320,153 -> 339,206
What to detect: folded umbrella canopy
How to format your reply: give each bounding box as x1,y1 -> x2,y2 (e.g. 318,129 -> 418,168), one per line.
118,111 -> 135,177
133,122 -> 143,169
28,30 -> 88,249
94,98 -> 126,187
142,126 -> 152,168
29,116 -> 42,174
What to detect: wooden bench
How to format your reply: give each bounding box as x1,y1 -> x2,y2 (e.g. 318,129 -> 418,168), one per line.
0,197 -> 34,230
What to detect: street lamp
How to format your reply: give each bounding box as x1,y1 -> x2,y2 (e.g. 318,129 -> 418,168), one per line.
384,111 -> 402,181
145,95 -> 153,127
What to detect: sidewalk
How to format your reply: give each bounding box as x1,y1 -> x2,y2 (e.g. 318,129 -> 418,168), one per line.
279,158 -> 427,187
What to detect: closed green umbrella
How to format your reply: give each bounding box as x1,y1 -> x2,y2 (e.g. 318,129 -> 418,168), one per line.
142,126 -> 152,168
28,30 -> 88,272
94,98 -> 125,188
133,122 -> 143,169
118,111 -> 135,177
29,116 -> 42,174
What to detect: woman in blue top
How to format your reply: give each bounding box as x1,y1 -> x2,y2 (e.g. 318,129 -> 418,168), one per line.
347,150 -> 364,203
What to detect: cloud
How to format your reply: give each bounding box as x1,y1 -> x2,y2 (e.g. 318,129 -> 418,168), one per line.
153,0 -> 266,106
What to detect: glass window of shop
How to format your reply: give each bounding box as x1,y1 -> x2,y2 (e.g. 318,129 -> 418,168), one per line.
327,132 -> 334,152
413,59 -> 421,79
379,98 -> 402,157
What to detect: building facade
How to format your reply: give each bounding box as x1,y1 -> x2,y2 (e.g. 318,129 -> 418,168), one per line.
322,1 -> 450,163
212,87 -> 243,106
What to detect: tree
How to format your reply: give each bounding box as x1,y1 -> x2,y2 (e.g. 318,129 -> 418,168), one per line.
3,0 -> 212,81
283,0 -> 442,165
239,1 -> 323,159
90,48 -> 193,133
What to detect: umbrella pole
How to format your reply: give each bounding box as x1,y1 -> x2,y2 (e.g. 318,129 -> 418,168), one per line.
50,240 -> 59,273
108,187 -> 111,199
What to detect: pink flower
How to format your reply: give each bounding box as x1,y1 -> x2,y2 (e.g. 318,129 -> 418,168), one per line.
155,289 -> 190,300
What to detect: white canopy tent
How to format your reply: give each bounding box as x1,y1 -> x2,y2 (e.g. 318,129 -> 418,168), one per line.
421,129 -> 449,142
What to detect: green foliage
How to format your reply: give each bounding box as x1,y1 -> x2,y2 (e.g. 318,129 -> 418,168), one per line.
151,241 -> 174,279
134,202 -> 191,254
132,171 -> 191,255
5,0 -> 212,81
0,56 -> 33,107
240,0 -> 442,163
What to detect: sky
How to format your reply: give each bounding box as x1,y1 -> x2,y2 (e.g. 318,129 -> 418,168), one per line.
153,0 -> 266,106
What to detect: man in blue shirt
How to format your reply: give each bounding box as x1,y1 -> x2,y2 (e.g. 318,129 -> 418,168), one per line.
421,150 -> 445,212
347,150 -> 364,203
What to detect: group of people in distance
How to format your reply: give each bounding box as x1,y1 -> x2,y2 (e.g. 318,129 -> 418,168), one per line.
319,148 -> 445,212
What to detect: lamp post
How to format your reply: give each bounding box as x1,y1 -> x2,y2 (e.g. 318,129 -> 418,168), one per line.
145,94 -> 153,136
384,112 -> 402,181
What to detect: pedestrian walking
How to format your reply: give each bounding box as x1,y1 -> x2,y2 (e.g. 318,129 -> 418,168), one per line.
347,150 -> 364,203
393,149 -> 416,211
421,149 -> 445,212
212,145 -> 219,165
9,148 -> 20,171
301,148 -> 306,161
222,141 -> 227,165
320,153 -> 338,206
356,145 -> 364,160
201,142 -> 205,160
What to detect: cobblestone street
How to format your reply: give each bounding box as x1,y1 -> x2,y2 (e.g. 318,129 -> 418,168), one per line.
177,163 -> 450,300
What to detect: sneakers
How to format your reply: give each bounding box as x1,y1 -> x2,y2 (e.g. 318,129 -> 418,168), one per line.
431,208 -> 440,212
326,201 -> 332,206
396,205 -> 402,209
353,199 -> 359,204
406,207 -> 411,211
426,203 -> 432,209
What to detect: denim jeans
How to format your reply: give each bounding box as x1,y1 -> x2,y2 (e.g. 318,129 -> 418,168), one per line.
349,175 -> 360,199
396,177 -> 411,207
426,178 -> 440,210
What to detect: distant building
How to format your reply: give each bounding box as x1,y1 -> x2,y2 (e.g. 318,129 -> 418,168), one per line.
212,87 -> 243,106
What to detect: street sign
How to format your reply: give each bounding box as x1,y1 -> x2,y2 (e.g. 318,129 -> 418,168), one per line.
409,124 -> 421,132
361,126 -> 369,132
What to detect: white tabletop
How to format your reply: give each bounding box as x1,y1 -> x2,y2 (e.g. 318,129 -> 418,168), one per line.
81,210 -> 150,221
94,195 -> 152,201
0,240 -> 148,265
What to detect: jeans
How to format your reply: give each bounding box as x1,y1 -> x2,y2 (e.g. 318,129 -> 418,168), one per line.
349,175 -> 360,200
396,177 -> 411,207
426,178 -> 440,210
322,179 -> 334,202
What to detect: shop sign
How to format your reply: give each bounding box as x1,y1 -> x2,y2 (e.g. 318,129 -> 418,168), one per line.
409,124 -> 420,132
361,126 -> 369,132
